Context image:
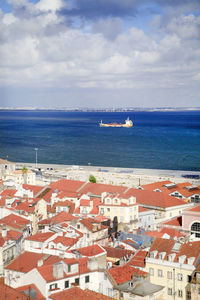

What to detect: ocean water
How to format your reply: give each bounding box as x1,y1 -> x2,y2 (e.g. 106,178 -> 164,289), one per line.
0,110 -> 200,171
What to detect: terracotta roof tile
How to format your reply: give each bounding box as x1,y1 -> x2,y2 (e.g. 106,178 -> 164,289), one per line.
80,199 -> 91,206
128,250 -> 148,268
148,238 -> 200,265
0,282 -> 33,300
0,189 -> 17,197
162,216 -> 182,226
16,284 -> 45,300
51,211 -> 77,223
0,213 -> 30,227
5,252 -> 45,272
108,264 -> 147,285
50,287 -> 115,300
185,205 -> 200,212
37,257 -> 89,282
124,188 -> 188,208
74,244 -> 106,257
50,179 -> 85,193
23,184 -> 44,196
103,246 -> 135,259
25,232 -> 55,242
79,182 -> 127,196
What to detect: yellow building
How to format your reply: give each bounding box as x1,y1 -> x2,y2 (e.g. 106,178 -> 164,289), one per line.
146,237 -> 200,300
99,192 -> 139,230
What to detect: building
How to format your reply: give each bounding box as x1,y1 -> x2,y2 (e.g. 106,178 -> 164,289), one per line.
146,237 -> 200,299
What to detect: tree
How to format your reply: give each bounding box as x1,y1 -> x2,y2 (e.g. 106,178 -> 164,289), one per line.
89,174 -> 96,183
22,166 -> 28,184
112,216 -> 118,233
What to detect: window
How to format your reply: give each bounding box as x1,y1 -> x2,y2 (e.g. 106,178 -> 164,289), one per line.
158,269 -> 163,277
49,283 -> 58,290
107,208 -> 110,212
75,278 -> 79,285
77,224 -> 80,229
178,289 -> 183,297
85,275 -> 89,283
178,273 -> 183,281
186,291 -> 191,299
168,288 -> 172,295
149,268 -> 154,276
187,275 -> 192,283
68,265 -> 71,272
191,222 -> 200,238
167,271 -> 172,279
100,208 -> 104,214
65,280 -> 69,288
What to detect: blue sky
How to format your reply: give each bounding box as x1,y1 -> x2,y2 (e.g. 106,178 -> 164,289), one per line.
0,0 -> 200,108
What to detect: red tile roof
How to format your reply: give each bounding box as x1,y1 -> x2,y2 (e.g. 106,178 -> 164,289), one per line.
103,246 -> 135,259
141,180 -> 172,191
16,284 -> 45,300
51,200 -> 75,214
80,218 -> 108,232
0,213 -> 30,227
23,184 -> 44,196
80,199 -> 91,206
57,191 -> 79,199
185,205 -> 200,212
0,189 -> 17,197
0,282 -> 33,300
74,244 -> 106,257
50,179 -> 85,193
142,181 -> 200,198
52,235 -> 78,248
51,211 -> 77,223
124,188 -> 188,208
128,250 -> 148,268
148,238 -> 200,265
79,182 -> 127,196
162,216 -> 182,226
145,231 -> 164,238
138,206 -> 151,213
37,257 -> 89,282
50,287 -> 114,300
5,252 -> 45,272
160,228 -> 185,238
108,264 -> 147,285
25,232 -> 55,242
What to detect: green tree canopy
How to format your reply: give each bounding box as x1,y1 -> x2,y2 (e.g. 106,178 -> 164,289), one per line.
89,174 -> 96,183
22,166 -> 28,173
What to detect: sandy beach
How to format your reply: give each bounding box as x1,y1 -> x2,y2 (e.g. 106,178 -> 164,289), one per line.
17,162 -> 200,187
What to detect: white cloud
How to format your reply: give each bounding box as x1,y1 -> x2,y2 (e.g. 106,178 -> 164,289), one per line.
0,0 -> 200,107
36,0 -> 63,12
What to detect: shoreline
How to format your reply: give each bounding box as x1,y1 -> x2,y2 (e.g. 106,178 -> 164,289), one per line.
15,162 -> 200,187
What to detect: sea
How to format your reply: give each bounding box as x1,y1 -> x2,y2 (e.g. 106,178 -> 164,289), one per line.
0,110 -> 200,171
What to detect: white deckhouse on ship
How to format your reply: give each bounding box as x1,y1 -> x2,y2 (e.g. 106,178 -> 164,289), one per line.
99,117 -> 133,128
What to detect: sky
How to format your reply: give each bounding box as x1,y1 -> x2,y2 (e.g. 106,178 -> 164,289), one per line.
0,0 -> 200,109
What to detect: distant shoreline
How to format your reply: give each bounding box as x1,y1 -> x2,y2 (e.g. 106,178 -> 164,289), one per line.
0,108 -> 200,112
16,162 -> 200,178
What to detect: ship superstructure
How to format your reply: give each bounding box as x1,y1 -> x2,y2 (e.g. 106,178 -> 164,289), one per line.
99,117 -> 133,128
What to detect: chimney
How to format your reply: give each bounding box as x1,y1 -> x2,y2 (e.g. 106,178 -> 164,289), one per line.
37,259 -> 43,267
2,227 -> 7,238
53,263 -> 64,279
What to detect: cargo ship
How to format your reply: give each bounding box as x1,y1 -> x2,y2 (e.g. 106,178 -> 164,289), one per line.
99,117 -> 133,128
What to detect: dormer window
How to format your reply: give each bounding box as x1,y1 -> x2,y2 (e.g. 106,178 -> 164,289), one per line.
159,252 -> 166,260
187,257 -> 195,265
150,251 -> 158,258
168,254 -> 175,262
178,255 -> 186,264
